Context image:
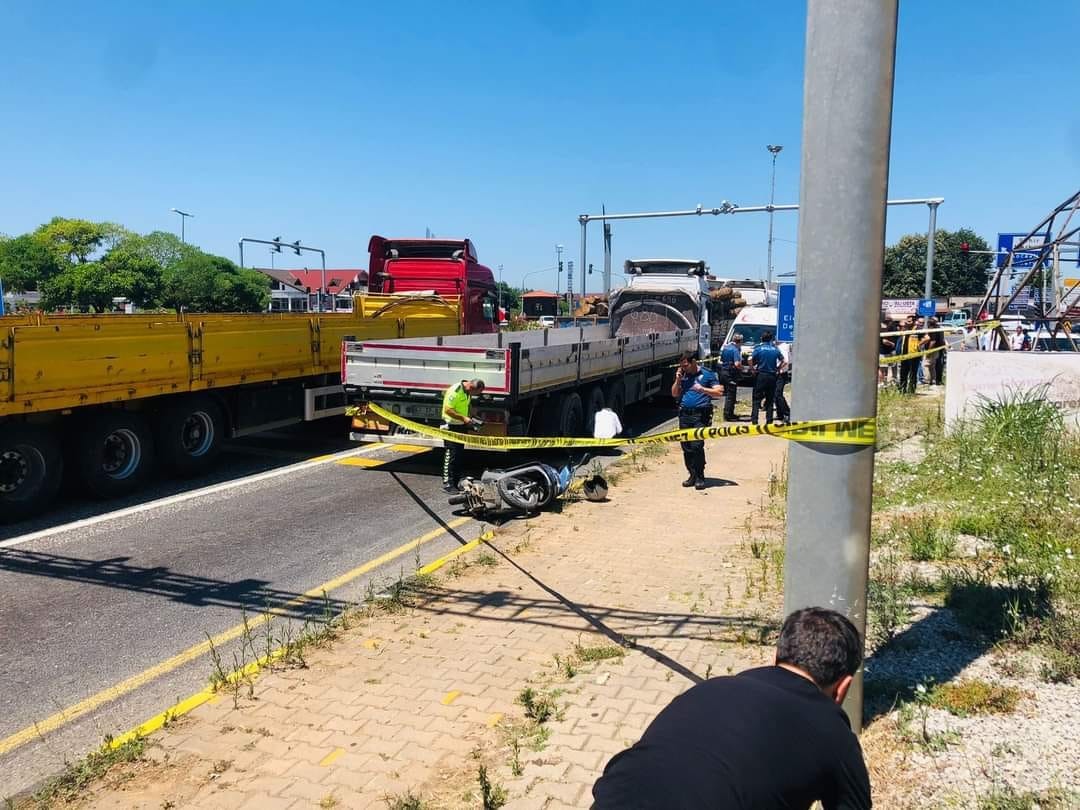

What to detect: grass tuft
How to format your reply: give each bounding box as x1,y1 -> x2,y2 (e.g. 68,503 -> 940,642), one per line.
926,680 -> 1024,717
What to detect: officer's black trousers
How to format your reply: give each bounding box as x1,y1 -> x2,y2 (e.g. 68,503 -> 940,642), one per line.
678,407 -> 711,479
721,370 -> 738,421
774,374 -> 791,423
751,372 -> 777,425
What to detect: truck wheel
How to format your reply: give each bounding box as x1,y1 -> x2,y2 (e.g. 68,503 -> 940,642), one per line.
154,395 -> 224,476
74,410 -> 155,498
0,424 -> 63,523
583,387 -> 606,437
603,379 -> 626,418
554,392 -> 583,438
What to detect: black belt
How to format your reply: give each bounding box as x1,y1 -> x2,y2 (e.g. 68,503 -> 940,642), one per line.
679,406 -> 712,413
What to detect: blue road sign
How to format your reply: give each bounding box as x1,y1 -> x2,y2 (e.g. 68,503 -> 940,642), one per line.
777,283 -> 796,342
917,298 -> 936,318
997,232 -> 1050,269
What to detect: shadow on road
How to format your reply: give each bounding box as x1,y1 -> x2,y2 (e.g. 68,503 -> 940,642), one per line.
0,547 -> 355,622
0,422 -> 357,542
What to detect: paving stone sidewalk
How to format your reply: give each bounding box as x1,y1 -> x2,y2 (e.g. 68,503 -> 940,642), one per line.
80,438 -> 789,809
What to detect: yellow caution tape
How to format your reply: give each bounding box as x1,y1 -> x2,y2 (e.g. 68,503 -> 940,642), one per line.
357,403 -> 876,448
879,343 -> 949,364
879,320 -> 1000,338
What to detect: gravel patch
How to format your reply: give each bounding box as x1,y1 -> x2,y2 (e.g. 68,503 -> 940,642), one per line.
863,604 -> 1079,806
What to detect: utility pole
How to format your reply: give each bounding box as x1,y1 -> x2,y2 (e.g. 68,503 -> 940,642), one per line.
766,145 -> 783,298
603,219 -> 613,297
784,0 -> 898,731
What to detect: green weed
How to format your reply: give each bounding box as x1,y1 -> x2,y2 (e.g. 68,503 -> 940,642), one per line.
31,736 -> 146,805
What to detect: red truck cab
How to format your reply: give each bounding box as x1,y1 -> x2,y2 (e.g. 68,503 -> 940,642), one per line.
367,236 -> 498,334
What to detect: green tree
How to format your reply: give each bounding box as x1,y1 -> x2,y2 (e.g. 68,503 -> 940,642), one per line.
32,217 -> 126,265
882,228 -> 992,297
161,251 -> 269,312
116,230 -> 192,271
40,250 -> 159,312
495,281 -> 521,313
0,233 -> 63,292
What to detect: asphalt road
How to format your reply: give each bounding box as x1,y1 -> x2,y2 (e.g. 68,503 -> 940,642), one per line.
0,404 -> 678,799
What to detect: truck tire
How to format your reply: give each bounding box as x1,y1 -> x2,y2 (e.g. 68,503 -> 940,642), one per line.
154,395 -> 224,476
553,392 -> 583,438
74,410 -> 155,498
603,378 -> 626,419
0,424 -> 63,523
583,386 -> 605,437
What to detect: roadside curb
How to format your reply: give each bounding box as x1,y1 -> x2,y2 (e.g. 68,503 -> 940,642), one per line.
106,528 -> 495,752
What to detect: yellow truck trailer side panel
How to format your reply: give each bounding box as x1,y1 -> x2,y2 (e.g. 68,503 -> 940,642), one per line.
1,295 -> 461,417
10,321 -> 192,402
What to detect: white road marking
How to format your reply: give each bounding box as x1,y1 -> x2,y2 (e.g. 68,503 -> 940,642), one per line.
0,444 -> 389,550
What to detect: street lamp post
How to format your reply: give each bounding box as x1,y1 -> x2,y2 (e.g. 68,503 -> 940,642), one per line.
170,208 -> 194,243
766,145 -> 783,298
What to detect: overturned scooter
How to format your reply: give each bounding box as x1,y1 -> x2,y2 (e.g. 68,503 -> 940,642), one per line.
447,456 -> 608,518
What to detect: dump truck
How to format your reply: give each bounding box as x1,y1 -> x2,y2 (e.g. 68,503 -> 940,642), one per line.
343,258 -> 710,444
0,294 -> 461,522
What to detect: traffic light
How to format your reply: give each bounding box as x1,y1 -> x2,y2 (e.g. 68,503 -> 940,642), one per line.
588,263 -> 594,275
960,242 -> 970,253
292,240 -> 302,256
272,237 -> 282,253
558,260 -> 564,274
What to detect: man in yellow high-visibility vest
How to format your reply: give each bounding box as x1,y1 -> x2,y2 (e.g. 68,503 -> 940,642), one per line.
442,378 -> 485,493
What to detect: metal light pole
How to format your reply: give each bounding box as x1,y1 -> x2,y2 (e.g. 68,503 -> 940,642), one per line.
766,145 -> 783,298
170,208 -> 193,243
924,200 -> 940,299
784,0 -> 898,731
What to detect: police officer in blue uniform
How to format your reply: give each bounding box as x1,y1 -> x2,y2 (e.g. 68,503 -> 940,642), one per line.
750,330 -> 785,426
671,351 -> 724,490
719,334 -> 743,422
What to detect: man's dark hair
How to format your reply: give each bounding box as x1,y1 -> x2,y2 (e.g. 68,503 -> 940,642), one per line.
775,607 -> 862,687
679,350 -> 699,363
761,330 -> 774,343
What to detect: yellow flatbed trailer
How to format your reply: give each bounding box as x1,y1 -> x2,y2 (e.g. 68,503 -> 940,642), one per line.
0,294 -> 460,522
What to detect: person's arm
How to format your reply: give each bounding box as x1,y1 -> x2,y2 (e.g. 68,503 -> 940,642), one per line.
693,375 -> 726,398
671,368 -> 683,399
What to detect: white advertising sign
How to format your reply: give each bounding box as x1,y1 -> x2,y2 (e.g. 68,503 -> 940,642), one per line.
945,352 -> 1080,431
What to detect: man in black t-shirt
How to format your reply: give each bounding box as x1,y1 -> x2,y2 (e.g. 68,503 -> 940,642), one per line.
592,607 -> 871,810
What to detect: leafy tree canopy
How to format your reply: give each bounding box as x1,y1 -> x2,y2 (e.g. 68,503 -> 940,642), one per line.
0,233 -> 63,292
6,219 -> 268,313
882,228 -> 992,297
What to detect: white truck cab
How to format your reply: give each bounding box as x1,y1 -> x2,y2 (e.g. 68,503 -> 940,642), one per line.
613,259 -> 711,358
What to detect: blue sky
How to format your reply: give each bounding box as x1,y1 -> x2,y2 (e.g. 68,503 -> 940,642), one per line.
2,1 -> 1078,292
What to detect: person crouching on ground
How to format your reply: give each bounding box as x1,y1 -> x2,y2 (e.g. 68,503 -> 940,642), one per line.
592,606 -> 871,810
671,351 -> 724,491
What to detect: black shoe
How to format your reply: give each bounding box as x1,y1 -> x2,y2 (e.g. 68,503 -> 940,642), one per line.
694,477 -> 707,491
682,475 -> 697,487
443,483 -> 460,494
